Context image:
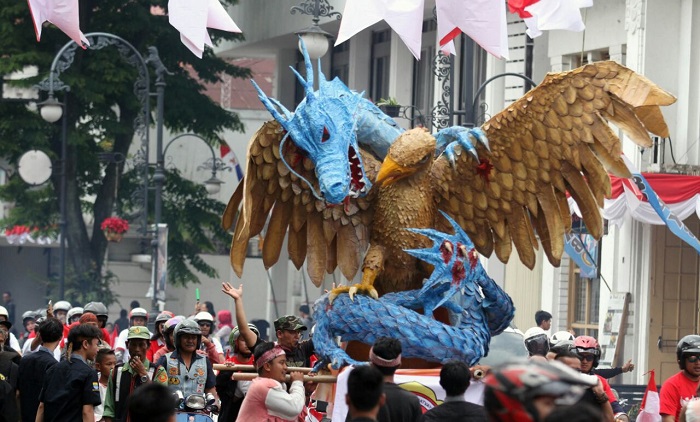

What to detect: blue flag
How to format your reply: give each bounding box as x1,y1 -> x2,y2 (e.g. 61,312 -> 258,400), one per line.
630,172 -> 700,255
564,233 -> 599,278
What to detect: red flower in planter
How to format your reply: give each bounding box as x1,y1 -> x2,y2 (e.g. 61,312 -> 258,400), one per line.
101,217 -> 129,234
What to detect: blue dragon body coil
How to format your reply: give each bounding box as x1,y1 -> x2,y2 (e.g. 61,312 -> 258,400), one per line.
311,213 -> 515,369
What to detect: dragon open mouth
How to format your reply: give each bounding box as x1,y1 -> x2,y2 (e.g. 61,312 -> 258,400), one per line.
348,146 -> 367,198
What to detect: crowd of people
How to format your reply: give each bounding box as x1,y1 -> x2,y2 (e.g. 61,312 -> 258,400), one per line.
2,291 -> 700,422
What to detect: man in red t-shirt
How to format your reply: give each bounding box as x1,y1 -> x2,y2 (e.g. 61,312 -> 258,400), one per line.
216,323 -> 261,421
661,335 -> 700,421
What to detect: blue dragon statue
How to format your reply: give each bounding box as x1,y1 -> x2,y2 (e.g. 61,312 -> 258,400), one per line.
250,40 -> 487,205
311,212 -> 514,368
226,38 -> 674,367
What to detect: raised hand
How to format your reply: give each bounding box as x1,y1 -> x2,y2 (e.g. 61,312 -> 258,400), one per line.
221,282 -> 243,300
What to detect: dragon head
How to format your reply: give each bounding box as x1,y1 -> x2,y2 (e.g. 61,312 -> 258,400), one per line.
405,211 -> 487,314
251,39 -> 372,205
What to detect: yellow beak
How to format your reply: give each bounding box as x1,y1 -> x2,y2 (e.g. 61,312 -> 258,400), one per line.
375,156 -> 415,187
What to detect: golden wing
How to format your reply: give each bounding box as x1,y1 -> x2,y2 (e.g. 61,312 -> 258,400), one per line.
431,61 -> 675,269
222,120 -> 379,286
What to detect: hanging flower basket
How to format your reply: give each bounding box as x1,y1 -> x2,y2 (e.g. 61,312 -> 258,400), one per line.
101,217 -> 129,243
104,231 -> 123,242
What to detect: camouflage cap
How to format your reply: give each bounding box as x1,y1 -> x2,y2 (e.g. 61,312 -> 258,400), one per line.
126,326 -> 152,340
274,315 -> 307,332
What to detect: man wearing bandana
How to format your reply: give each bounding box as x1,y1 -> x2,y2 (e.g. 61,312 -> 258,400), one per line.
332,337 -> 422,422
236,341 -> 306,421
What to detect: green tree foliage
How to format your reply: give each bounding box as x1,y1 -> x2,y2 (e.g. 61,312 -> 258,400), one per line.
0,0 -> 248,304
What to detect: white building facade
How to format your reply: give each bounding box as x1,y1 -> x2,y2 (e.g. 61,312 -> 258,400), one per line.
218,0 -> 700,384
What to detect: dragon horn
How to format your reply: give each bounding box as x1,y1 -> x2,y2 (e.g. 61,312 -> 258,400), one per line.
290,66 -> 310,91
318,59 -> 327,86
298,36 -> 315,96
251,79 -> 289,124
268,97 -> 293,120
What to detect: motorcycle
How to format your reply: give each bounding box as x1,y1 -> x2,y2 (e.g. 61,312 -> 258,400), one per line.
173,390 -> 218,422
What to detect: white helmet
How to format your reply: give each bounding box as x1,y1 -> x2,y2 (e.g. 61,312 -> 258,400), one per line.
129,307 -> 149,320
194,312 -> 214,322
53,301 -> 72,313
0,306 -> 8,318
67,307 -> 84,322
550,330 -> 575,346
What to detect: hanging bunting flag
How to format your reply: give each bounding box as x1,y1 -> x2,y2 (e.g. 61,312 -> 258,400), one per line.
169,0 -> 242,58
436,0 -> 509,59
336,0 -> 424,59
27,0 -> 90,48
564,232 -> 599,278
622,155 -> 700,255
220,141 -> 244,182
508,0 -> 593,39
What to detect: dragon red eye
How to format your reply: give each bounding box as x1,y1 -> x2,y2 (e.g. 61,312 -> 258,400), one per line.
322,127 -> 330,142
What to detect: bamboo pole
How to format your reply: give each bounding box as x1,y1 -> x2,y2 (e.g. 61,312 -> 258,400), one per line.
213,364 -> 314,373
229,373 -> 337,383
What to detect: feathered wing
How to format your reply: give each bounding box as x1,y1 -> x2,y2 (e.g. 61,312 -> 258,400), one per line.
431,61 -> 676,269
222,120 -> 379,286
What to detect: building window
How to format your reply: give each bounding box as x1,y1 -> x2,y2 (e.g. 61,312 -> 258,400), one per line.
568,263 -> 601,338
564,49 -> 611,70
457,35 -> 487,127
412,19 -> 437,130
370,29 -> 391,102
331,41 -> 350,83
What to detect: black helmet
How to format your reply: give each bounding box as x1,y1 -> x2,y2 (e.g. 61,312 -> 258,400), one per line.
83,302 -> 108,318
677,335 -> 700,369
174,319 -> 202,351
523,327 -> 550,357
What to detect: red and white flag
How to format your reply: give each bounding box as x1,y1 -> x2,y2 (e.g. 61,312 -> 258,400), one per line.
636,370 -> 661,422
168,0 -> 242,58
220,141 -> 244,182
508,0 -> 593,38
336,0 -> 424,59
27,0 -> 89,47
437,0 -> 509,59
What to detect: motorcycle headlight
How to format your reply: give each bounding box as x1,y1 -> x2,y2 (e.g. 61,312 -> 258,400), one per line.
205,392 -> 216,406
185,393 -> 206,410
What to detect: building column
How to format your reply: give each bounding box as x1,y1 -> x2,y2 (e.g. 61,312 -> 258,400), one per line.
347,31 -> 371,91
389,33 -> 414,108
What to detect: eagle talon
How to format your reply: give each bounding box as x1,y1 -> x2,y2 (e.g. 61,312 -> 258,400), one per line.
328,283 -> 378,303
348,286 -> 358,301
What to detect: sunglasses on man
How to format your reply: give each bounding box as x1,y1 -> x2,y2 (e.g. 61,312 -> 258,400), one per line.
579,354 -> 596,362
686,355 -> 700,363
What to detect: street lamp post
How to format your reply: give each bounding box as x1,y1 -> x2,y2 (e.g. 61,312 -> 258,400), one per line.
35,32 -> 161,303
37,94 -> 68,300
290,0 -> 342,60
161,134 -> 230,195
150,133 -> 231,311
